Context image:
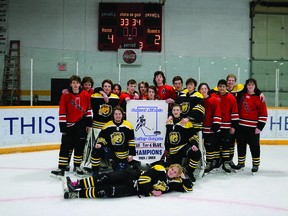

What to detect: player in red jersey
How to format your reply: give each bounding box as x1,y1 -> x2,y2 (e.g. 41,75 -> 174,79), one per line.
234,78 -> 268,173
153,71 -> 177,103
51,75 -> 92,178
81,76 -> 94,96
119,79 -> 139,115
211,79 -> 239,173
198,83 -> 222,173
138,81 -> 149,100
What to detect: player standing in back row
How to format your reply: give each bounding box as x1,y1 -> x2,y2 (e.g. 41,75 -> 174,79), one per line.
234,78 -> 268,173
51,75 -> 92,178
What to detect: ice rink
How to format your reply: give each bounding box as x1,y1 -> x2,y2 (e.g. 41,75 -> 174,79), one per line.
0,145 -> 288,216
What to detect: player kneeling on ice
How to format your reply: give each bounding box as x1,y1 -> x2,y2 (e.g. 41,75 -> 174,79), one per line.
163,104 -> 202,182
90,106 -> 138,176
63,164 -> 193,199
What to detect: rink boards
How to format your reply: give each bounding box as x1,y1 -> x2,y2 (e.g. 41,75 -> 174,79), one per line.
0,105 -> 287,154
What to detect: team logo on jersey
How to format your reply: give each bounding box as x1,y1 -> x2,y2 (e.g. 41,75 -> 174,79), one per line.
180,102 -> 189,114
153,180 -> 168,192
99,104 -> 112,117
161,88 -> 166,94
169,132 -> 180,145
111,132 -> 124,146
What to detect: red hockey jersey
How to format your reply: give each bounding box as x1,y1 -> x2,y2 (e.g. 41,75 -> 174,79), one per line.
203,96 -> 222,134
237,92 -> 268,130
59,88 -> 92,133
156,84 -> 177,100
211,92 -> 239,129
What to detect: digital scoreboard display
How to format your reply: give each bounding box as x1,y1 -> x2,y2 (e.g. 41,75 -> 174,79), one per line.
98,3 -> 162,52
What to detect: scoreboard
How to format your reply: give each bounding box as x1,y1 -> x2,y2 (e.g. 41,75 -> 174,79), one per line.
98,3 -> 162,52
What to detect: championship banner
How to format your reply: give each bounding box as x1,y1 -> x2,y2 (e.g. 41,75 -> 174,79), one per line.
126,100 -> 168,164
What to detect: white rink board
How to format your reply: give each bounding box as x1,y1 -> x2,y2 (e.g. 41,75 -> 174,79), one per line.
0,106 -> 287,148
0,106 -> 61,147
261,108 -> 288,140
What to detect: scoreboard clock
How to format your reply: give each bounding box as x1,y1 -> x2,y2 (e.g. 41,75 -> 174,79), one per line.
98,3 -> 162,52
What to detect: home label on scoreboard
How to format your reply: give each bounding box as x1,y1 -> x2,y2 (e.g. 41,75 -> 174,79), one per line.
98,3 -> 162,52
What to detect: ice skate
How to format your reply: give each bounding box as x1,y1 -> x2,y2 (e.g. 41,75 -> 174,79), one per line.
187,173 -> 196,182
64,191 -> 79,199
231,164 -> 245,171
222,161 -> 232,174
74,166 -> 90,177
204,162 -> 213,174
62,176 -> 77,192
251,165 -> 259,175
212,159 -> 222,171
65,165 -> 70,172
50,168 -> 65,179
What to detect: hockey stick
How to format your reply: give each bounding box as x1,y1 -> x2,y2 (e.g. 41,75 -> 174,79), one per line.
195,131 -> 206,179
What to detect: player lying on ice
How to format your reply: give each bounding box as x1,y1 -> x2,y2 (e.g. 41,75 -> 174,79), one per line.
63,164 -> 193,199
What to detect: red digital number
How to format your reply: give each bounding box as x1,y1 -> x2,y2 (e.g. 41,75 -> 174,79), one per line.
154,35 -> 160,45
139,41 -> 143,50
120,18 -> 129,26
132,19 -> 141,26
123,27 -> 129,37
132,27 -> 137,37
108,34 -> 114,43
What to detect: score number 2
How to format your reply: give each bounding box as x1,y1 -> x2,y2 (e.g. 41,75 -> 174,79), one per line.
154,35 -> 160,45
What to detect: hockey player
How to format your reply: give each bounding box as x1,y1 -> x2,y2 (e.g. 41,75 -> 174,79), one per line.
234,78 -> 268,173
91,107 -> 136,176
164,104 -> 201,182
112,83 -> 122,97
210,79 -> 239,173
198,83 -> 222,173
214,74 -> 265,163
63,164 -> 193,199
119,79 -> 139,115
81,76 -> 94,96
147,85 -> 157,100
79,79 -> 120,175
51,75 -> 92,178
153,71 -> 177,102
60,76 -> 94,172
175,78 -> 205,132
172,75 -> 188,97
138,81 -> 149,100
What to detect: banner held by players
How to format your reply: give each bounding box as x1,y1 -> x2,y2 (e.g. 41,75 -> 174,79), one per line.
127,100 -> 168,164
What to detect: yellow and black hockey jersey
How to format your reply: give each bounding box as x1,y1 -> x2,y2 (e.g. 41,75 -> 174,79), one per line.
165,118 -> 199,155
91,92 -> 119,129
176,91 -> 205,130
96,120 -> 136,159
137,165 -> 193,196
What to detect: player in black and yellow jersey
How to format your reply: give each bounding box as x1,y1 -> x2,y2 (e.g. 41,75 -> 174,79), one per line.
63,164 -> 193,199
80,79 -> 120,175
175,78 -> 205,132
91,107 -> 136,176
164,104 -> 202,182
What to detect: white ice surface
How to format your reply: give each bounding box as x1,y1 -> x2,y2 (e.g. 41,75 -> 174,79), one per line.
0,145 -> 288,216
